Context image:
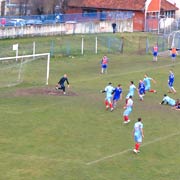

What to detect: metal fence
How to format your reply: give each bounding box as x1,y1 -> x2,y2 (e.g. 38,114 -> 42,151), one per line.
0,12 -> 179,37
0,11 -> 133,26
146,17 -> 180,34
0,34 -> 169,58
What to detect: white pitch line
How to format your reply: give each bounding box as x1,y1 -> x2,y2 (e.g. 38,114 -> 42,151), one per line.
86,132 -> 180,165
74,61 -> 180,83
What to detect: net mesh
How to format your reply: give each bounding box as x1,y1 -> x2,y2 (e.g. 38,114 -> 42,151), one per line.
0,55 -> 49,88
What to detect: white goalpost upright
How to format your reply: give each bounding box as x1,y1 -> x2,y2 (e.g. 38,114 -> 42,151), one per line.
0,53 -> 50,87
168,30 -> 180,48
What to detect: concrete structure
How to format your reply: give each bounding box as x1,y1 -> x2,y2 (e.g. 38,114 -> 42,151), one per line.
167,0 -> 180,18
0,0 -> 5,16
66,0 -> 179,31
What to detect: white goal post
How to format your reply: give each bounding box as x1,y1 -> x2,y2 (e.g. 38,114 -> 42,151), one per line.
0,53 -> 50,87
168,30 -> 180,48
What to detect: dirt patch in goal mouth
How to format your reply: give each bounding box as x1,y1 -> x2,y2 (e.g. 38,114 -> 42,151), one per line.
13,87 -> 78,97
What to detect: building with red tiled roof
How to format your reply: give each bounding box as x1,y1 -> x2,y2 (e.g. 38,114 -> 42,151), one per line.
66,0 -> 178,31
67,0 -> 145,11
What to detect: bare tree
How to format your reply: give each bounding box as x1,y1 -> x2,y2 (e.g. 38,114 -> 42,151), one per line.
30,0 -> 45,15
30,0 -> 68,15
19,0 -> 29,15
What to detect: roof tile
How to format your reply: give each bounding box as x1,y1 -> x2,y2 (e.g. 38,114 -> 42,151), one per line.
68,0 -> 178,11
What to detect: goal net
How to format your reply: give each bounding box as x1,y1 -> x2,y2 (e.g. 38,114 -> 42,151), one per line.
168,30 -> 180,49
0,53 -> 50,88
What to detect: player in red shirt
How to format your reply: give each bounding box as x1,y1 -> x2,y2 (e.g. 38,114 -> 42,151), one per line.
152,44 -> 158,62
101,55 -> 109,74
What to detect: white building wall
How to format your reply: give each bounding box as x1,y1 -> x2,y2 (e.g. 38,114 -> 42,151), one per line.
175,10 -> 180,19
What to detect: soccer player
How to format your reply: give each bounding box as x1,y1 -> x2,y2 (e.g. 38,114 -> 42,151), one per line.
172,100 -> 180,110
138,80 -> 145,101
125,81 -> 137,104
160,94 -> 176,106
101,55 -> 109,74
101,82 -> 114,111
172,106 -> 180,110
133,117 -> 144,154
152,44 -> 158,62
168,70 -> 176,94
143,74 -> 156,93
112,84 -> 123,108
112,22 -> 116,33
56,74 -> 70,94
123,95 -> 133,124
169,47 -> 179,62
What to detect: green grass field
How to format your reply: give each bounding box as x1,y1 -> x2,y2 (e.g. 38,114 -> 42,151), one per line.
0,34 -> 180,180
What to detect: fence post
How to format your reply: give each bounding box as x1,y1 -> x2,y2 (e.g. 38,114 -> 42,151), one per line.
107,37 -> 111,53
13,44 -> 19,61
121,37 -> 124,54
146,37 -> 149,54
66,42 -> 70,56
178,36 -> 180,49
33,41 -> 36,59
50,40 -> 54,57
95,36 -> 97,54
81,36 -> 84,55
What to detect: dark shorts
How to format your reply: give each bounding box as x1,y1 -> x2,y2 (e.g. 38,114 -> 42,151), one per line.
153,52 -> 158,57
172,53 -> 176,58
102,64 -> 107,69
168,82 -> 174,87
113,95 -> 120,101
139,89 -> 145,95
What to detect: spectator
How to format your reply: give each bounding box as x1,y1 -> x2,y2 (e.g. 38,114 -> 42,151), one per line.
112,22 -> 116,33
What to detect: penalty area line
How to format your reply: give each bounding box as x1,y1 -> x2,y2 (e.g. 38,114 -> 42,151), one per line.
73,61 -> 180,83
85,132 -> 180,166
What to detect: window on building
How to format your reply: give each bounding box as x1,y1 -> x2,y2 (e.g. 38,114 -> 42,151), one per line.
82,9 -> 97,18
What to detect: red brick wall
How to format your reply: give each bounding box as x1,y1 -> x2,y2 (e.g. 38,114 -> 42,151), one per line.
66,8 -> 82,14
66,7 -> 145,32
147,18 -> 158,30
133,12 -> 145,31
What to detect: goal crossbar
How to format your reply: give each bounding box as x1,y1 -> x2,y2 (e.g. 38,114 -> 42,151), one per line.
0,53 -> 50,85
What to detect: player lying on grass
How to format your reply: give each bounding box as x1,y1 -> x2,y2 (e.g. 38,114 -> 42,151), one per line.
172,99 -> 180,111
160,94 -> 176,106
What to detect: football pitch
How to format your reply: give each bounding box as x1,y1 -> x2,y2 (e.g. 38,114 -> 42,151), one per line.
0,35 -> 180,180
